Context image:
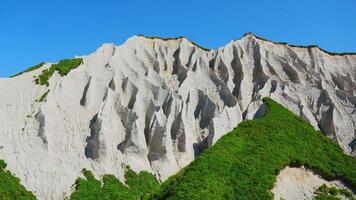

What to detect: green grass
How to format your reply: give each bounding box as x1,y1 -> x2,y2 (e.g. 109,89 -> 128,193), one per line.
0,160 -> 36,200
149,97 -> 356,200
34,58 -> 82,86
314,184 -> 355,200
10,62 -> 45,78
37,90 -> 50,102
70,167 -> 159,200
2,97 -> 355,199
53,58 -> 83,76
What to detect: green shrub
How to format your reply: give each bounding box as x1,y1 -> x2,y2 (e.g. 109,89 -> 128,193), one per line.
0,160 -> 6,169
0,159 -> 36,199
149,97 -> 356,200
10,62 -> 45,78
34,66 -> 56,86
34,58 -> 82,86
53,58 -> 83,76
38,90 -> 50,102
70,167 -> 159,200
314,184 -> 355,200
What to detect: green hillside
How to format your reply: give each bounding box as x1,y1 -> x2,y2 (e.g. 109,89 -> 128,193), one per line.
150,97 -> 356,200
2,98 -> 355,199
0,160 -> 36,200
70,167 -> 159,200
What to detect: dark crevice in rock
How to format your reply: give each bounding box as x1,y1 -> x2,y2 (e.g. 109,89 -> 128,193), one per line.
127,86 -> 138,110
231,45 -> 244,101
318,105 -> 337,139
170,112 -> 186,152
217,58 -> 229,83
103,88 -> 108,101
147,120 -> 167,162
194,90 -> 216,129
172,47 -> 188,87
209,71 -> 237,108
108,78 -> 116,91
162,94 -> 173,117
331,73 -> 356,92
197,123 -> 215,153
121,77 -> 128,91
85,114 -> 101,159
144,101 -> 157,144
253,103 -> 269,119
35,110 -> 47,144
186,48 -> 196,68
280,61 -> 301,83
80,77 -> 91,107
270,80 -> 278,93
116,106 -> 138,153
252,44 -> 269,92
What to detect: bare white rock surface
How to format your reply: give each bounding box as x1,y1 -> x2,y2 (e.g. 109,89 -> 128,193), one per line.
271,166 -> 352,200
0,34 -> 355,199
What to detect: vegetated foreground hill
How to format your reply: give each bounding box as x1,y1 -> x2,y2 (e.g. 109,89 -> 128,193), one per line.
150,98 -> 355,200
0,160 -> 36,200
67,98 -> 355,200
1,33 -> 356,199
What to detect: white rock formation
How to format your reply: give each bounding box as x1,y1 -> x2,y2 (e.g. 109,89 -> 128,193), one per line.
0,33 -> 355,199
271,166 -> 352,200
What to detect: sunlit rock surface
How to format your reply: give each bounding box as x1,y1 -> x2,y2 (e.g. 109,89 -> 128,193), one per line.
0,33 -> 355,199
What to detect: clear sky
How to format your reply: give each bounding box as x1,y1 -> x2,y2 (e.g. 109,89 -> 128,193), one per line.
1,0 -> 356,77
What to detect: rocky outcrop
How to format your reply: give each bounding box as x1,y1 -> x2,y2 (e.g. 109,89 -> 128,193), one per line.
271,166 -> 354,200
0,33 -> 355,199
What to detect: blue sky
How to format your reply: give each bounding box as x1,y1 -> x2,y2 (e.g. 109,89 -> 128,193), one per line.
1,0 -> 356,77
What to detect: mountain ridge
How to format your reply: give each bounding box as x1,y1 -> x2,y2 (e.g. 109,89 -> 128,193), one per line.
6,32 -> 356,79
0,33 -> 355,199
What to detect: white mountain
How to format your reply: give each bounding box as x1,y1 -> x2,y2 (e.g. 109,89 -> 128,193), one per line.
0,33 -> 355,199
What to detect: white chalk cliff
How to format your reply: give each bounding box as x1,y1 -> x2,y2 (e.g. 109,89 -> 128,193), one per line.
0,33 -> 355,199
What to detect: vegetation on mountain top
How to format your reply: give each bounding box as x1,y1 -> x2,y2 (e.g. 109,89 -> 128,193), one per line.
243,32 -> 356,56
148,97 -> 356,200
0,160 -> 36,200
10,62 -> 45,78
34,58 -> 82,86
70,167 -> 159,200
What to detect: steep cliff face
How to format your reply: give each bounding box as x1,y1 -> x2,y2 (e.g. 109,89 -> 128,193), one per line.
0,33 -> 355,199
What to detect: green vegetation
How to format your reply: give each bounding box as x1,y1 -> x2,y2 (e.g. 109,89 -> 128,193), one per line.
10,62 -> 45,78
70,167 -> 159,200
53,58 -> 83,76
2,98 -> 355,199
34,58 -> 83,86
149,97 -> 355,200
37,90 -> 50,102
242,32 -> 356,56
0,159 -> 36,200
314,184 -> 355,200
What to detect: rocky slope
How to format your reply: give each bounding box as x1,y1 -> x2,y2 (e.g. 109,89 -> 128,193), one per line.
271,166 -> 350,200
0,33 -> 355,199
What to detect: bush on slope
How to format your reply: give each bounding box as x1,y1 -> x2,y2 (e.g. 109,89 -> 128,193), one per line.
70,167 -> 159,200
150,97 -> 356,200
35,58 -> 82,86
0,160 -> 36,200
10,62 -> 45,78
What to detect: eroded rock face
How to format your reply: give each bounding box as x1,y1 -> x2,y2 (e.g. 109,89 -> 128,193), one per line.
0,34 -> 355,199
